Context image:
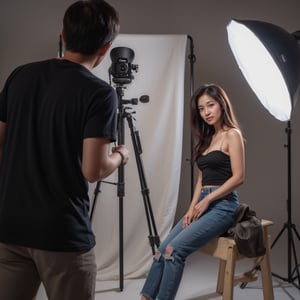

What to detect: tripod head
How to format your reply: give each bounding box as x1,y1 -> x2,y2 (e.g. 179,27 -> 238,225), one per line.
108,46 -> 149,109
109,47 -> 138,85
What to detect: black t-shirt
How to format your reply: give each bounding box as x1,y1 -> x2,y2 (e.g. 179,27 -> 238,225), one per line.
0,59 -> 117,251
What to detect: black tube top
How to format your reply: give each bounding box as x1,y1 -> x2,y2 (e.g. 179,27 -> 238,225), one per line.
197,150 -> 232,186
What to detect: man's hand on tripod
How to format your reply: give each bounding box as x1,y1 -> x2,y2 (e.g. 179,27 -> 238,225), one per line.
112,145 -> 129,165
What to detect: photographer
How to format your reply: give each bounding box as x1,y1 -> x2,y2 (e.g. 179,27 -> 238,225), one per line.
0,1 -> 129,299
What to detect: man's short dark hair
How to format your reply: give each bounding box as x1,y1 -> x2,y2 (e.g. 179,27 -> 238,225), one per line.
63,0 -> 120,55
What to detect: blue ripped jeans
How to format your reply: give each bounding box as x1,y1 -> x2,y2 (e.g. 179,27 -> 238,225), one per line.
141,187 -> 239,300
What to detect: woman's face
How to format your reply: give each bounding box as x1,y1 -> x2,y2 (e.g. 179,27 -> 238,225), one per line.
197,94 -> 222,126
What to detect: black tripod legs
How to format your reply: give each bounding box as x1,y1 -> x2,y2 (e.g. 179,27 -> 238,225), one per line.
271,222 -> 300,289
90,181 -> 101,222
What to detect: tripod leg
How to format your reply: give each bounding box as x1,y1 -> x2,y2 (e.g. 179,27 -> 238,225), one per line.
271,223 -> 300,289
271,223 -> 286,248
291,224 -> 300,287
90,181 -> 101,222
292,224 -> 300,241
143,188 -> 160,254
289,232 -> 300,287
126,113 -> 160,254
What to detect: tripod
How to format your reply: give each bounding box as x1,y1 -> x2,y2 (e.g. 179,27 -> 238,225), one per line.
90,85 -> 160,291
271,120 -> 300,289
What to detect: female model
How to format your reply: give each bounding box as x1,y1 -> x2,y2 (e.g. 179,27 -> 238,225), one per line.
140,83 -> 245,300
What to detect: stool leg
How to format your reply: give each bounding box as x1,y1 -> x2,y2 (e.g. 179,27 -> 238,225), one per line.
216,260 -> 226,294
222,245 -> 236,300
260,234 -> 274,300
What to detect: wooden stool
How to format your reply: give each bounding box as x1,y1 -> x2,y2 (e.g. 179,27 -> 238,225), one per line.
199,219 -> 274,300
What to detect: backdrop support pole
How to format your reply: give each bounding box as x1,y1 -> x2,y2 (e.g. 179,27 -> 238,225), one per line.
187,35 -> 196,198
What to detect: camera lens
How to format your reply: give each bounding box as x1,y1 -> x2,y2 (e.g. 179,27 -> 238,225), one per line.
118,63 -> 128,74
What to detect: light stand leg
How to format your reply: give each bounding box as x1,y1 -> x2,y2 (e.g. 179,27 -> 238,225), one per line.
271,121 -> 300,289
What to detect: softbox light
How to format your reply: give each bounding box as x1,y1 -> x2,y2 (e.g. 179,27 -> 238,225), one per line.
226,19 -> 300,289
227,19 -> 300,121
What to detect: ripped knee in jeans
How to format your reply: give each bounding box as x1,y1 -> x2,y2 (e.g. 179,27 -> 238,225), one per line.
164,245 -> 175,262
153,250 -> 162,261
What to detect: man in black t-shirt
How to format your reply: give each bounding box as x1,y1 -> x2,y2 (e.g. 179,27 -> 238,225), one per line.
0,1 -> 129,299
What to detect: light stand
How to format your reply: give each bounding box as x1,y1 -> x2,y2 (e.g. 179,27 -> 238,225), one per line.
227,19 -> 300,289
271,120 -> 300,288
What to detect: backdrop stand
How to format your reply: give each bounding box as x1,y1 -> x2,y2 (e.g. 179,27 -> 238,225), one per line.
187,35 -> 196,197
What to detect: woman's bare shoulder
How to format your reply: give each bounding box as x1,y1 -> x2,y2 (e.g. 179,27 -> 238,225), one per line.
226,128 -> 243,140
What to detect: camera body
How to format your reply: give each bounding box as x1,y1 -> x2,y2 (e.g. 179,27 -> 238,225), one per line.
109,47 -> 138,85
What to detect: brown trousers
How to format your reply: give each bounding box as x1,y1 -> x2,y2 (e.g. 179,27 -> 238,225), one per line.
0,243 -> 97,300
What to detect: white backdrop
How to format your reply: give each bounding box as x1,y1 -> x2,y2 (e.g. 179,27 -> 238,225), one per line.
90,34 -> 187,280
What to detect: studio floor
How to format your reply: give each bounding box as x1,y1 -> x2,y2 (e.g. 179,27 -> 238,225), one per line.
36,251 -> 300,300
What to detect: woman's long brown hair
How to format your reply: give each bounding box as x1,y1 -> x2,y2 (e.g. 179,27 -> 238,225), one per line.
190,83 -> 242,160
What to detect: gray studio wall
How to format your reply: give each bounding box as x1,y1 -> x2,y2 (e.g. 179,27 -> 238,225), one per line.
1,0 -> 300,272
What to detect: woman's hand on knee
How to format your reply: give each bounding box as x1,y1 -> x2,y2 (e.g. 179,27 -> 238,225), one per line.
192,198 -> 210,220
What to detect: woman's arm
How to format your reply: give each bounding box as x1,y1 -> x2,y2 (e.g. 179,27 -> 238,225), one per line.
182,170 -> 203,228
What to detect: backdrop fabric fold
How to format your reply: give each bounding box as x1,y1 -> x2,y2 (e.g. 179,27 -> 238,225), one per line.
90,34 -> 187,280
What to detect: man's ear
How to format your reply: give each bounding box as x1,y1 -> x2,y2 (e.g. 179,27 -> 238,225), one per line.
61,30 -> 65,42
92,41 -> 113,68
99,41 -> 112,57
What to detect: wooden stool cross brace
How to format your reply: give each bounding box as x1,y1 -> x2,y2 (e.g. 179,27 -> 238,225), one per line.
199,219 -> 274,300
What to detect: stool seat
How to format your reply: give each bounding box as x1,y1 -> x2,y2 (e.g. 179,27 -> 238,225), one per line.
199,219 -> 274,300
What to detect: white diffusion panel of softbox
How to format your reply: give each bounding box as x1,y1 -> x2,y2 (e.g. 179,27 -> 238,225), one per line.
90,34 -> 187,280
